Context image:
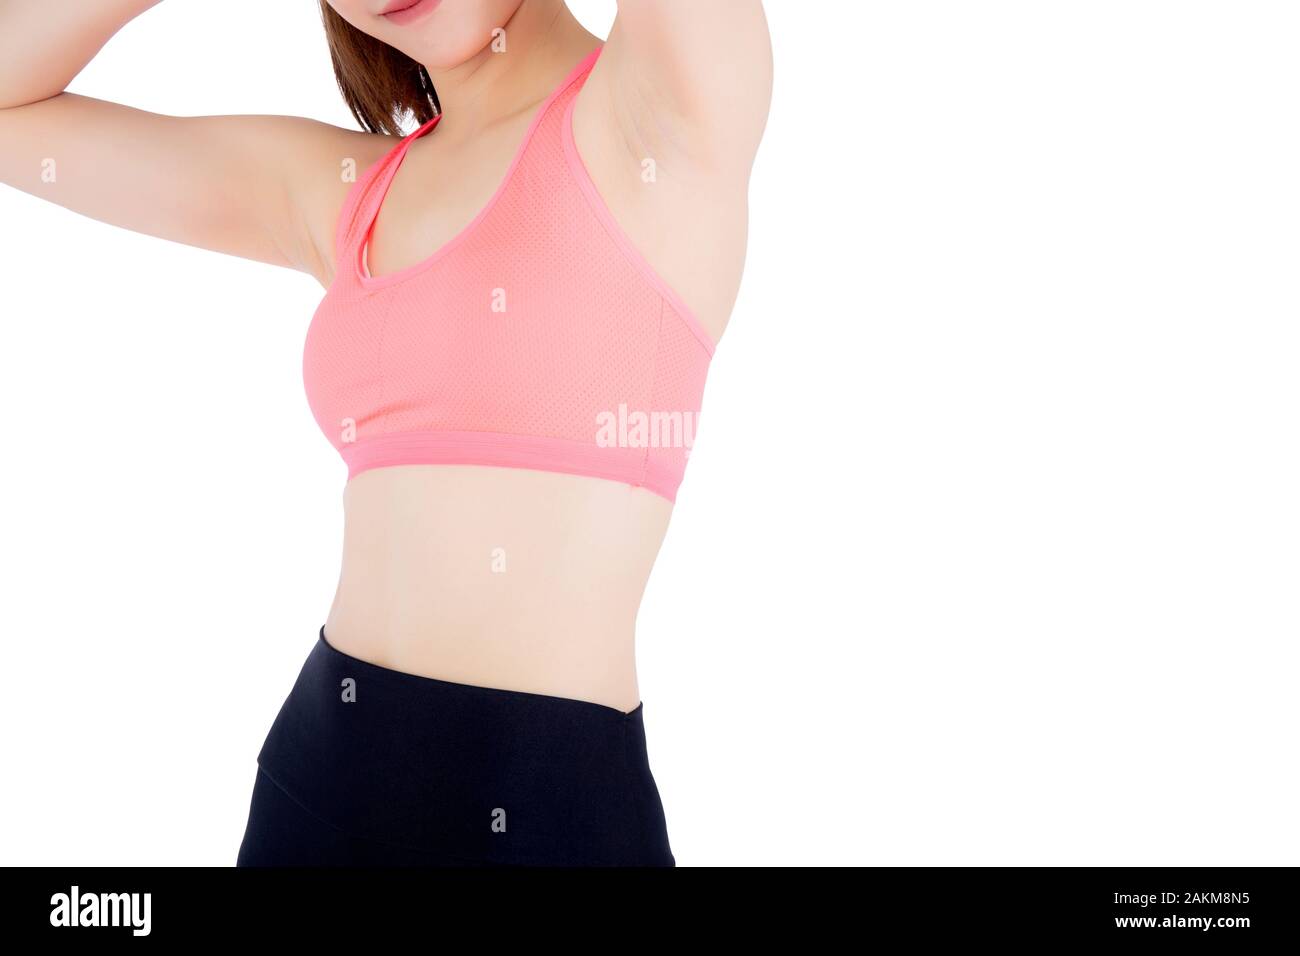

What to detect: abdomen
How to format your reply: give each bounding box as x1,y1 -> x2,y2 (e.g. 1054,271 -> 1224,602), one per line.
322,464 -> 672,713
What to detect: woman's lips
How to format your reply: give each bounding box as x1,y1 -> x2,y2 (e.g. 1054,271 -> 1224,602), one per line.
380,0 -> 441,27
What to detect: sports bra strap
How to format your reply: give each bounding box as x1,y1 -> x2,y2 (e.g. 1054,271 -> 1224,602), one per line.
332,115 -> 442,266
331,47 -> 601,274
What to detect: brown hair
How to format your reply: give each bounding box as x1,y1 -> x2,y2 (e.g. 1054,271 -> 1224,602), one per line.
319,2 -> 440,135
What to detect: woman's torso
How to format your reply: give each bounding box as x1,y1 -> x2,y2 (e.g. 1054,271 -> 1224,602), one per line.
310,43 -> 746,712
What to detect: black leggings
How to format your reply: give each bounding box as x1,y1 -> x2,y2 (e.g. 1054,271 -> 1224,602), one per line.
237,628 -> 674,866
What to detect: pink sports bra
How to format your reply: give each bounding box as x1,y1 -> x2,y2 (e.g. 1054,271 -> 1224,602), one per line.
303,45 -> 715,502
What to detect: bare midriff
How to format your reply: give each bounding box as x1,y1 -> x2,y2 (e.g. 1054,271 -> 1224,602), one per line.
321,464 -> 673,714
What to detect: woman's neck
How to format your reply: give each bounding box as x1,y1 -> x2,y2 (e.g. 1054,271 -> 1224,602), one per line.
424,0 -> 598,136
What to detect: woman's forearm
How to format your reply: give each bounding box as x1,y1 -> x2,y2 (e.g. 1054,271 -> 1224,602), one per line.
0,0 -> 161,109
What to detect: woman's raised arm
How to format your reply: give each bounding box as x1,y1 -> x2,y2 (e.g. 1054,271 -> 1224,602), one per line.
0,0 -> 387,286
600,0 -> 773,171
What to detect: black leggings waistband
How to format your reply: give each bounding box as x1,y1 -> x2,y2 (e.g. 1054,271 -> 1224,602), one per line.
238,628 -> 674,867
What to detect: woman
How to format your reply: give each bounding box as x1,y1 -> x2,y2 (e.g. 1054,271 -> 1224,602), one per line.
0,0 -> 771,866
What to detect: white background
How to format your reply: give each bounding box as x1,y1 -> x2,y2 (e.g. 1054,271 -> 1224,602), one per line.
2,1 -> 1297,866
